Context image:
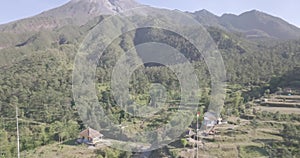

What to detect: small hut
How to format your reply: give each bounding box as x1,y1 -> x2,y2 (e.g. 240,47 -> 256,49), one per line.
78,128 -> 103,145
203,112 -> 218,128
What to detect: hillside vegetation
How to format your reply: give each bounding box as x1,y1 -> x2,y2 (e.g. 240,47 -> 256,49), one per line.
0,2 -> 300,157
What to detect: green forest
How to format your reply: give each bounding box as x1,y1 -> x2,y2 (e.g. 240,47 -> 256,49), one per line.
0,13 -> 300,157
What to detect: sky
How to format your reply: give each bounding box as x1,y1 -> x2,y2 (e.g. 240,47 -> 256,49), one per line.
0,0 -> 299,27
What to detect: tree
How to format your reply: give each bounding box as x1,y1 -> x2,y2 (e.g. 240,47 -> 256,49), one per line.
39,125 -> 50,145
181,138 -> 188,148
250,119 -> 258,136
274,111 -> 281,121
265,89 -> 270,97
282,124 -> 300,147
50,121 -> 65,143
66,120 -> 80,139
0,130 -> 11,158
234,92 -> 243,107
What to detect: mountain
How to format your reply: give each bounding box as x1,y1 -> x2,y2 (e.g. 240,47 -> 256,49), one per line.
190,9 -> 300,40
0,0 -> 141,33
0,0 -> 142,50
1,0 -> 300,156
191,9 -> 221,28
1,0 -> 299,40
38,0 -> 140,24
1,1 -> 299,40
219,10 -> 300,39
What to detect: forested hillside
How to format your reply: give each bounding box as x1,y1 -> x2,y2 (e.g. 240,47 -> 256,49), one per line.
0,1 -> 300,157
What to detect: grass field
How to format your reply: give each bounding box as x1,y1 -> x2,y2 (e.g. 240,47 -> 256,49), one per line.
24,143 -> 97,158
257,106 -> 300,114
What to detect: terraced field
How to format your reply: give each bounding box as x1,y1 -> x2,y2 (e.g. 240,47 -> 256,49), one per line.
257,106 -> 300,114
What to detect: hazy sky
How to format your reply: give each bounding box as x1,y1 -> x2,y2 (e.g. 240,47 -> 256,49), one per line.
0,0 -> 299,27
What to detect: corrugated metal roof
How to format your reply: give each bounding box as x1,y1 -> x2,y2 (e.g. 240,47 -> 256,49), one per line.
203,112 -> 217,121
79,128 -> 103,139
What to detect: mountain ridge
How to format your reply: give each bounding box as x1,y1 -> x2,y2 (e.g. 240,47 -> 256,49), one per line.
220,10 -> 300,39
191,9 -> 300,39
0,0 -> 141,33
0,1 -> 300,40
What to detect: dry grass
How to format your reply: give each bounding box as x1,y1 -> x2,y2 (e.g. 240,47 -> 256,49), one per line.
23,143 -> 98,158
257,106 -> 300,114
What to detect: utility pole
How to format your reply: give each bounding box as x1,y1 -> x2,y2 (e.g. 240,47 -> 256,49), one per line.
16,106 -> 20,158
196,112 -> 200,158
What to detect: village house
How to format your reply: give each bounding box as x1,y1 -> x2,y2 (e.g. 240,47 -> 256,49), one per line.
203,112 -> 218,129
77,128 -> 103,145
202,112 -> 225,135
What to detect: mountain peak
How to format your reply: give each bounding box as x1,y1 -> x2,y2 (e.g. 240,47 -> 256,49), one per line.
0,0 -> 141,33
219,9 -> 300,39
246,9 -> 261,13
38,0 -> 141,24
239,9 -> 265,17
190,9 -> 221,28
194,9 -> 213,14
70,0 -> 136,4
